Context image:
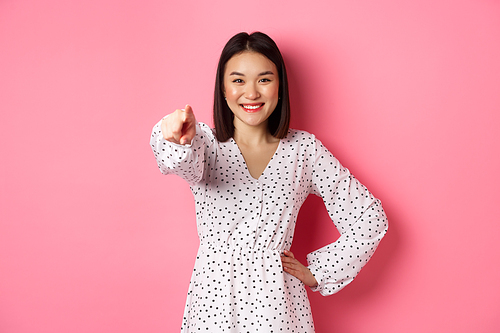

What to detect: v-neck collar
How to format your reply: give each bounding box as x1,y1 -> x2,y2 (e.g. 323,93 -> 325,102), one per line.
230,137 -> 282,181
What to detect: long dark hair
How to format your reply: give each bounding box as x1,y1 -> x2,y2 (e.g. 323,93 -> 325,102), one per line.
213,32 -> 291,141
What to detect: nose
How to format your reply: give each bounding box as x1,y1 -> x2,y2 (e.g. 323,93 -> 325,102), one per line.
244,83 -> 260,100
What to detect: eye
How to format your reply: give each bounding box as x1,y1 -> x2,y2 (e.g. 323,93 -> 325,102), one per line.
232,79 -> 244,83
259,78 -> 271,83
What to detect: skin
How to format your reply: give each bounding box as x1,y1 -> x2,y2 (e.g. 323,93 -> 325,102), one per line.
223,51 -> 281,180
161,51 -> 318,288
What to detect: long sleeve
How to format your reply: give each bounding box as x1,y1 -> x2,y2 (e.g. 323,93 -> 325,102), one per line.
149,119 -> 216,185
306,137 -> 388,296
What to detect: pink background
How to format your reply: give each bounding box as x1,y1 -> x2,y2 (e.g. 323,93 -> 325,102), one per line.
1,0 -> 500,332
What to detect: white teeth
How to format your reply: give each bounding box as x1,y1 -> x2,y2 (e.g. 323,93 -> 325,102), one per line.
243,104 -> 262,110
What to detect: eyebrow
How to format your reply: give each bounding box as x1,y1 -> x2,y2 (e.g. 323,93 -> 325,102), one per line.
229,71 -> 275,76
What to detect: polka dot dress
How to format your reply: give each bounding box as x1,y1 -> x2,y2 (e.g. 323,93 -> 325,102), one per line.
150,121 -> 388,332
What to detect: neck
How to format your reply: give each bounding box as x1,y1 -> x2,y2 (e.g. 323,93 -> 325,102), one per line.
233,121 -> 275,146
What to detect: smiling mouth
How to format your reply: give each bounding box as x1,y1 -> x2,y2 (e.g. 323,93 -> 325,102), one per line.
241,103 -> 264,112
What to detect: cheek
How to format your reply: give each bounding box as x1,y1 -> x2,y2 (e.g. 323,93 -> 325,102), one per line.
225,87 -> 240,101
266,85 -> 280,100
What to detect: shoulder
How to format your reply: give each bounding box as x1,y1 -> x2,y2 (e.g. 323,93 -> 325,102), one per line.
282,128 -> 318,146
283,128 -> 335,159
278,129 -> 320,160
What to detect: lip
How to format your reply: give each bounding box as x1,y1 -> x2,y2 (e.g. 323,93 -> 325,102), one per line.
240,103 -> 264,113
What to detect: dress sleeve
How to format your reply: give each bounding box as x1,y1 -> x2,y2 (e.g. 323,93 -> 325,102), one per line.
149,119 -> 215,185
306,136 -> 388,296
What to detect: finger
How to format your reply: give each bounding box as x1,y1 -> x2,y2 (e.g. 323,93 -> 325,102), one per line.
180,119 -> 196,145
182,105 -> 195,126
171,123 -> 182,143
161,114 -> 176,140
169,109 -> 188,142
179,104 -> 196,145
280,256 -> 296,265
284,250 -> 295,259
180,133 -> 193,145
283,266 -> 302,280
161,118 -> 170,141
184,104 -> 193,114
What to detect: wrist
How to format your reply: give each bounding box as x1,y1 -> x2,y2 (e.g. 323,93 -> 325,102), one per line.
305,269 -> 318,287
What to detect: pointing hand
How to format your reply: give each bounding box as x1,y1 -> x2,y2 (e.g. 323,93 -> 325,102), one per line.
161,104 -> 197,145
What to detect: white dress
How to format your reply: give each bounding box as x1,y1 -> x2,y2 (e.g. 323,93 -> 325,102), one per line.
150,120 -> 388,332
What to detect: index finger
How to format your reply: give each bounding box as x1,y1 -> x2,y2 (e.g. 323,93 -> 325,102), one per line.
184,104 -> 193,114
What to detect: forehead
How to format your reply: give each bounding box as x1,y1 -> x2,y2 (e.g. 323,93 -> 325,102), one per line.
224,51 -> 277,75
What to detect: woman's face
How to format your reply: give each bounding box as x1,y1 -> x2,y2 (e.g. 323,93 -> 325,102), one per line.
223,51 -> 279,131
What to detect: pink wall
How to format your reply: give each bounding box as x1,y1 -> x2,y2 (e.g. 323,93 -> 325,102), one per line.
1,0 -> 499,332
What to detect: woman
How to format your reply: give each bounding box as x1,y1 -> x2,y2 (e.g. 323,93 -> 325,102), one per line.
150,32 -> 388,332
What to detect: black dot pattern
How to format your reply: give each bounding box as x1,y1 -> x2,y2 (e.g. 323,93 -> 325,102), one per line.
150,120 -> 388,332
